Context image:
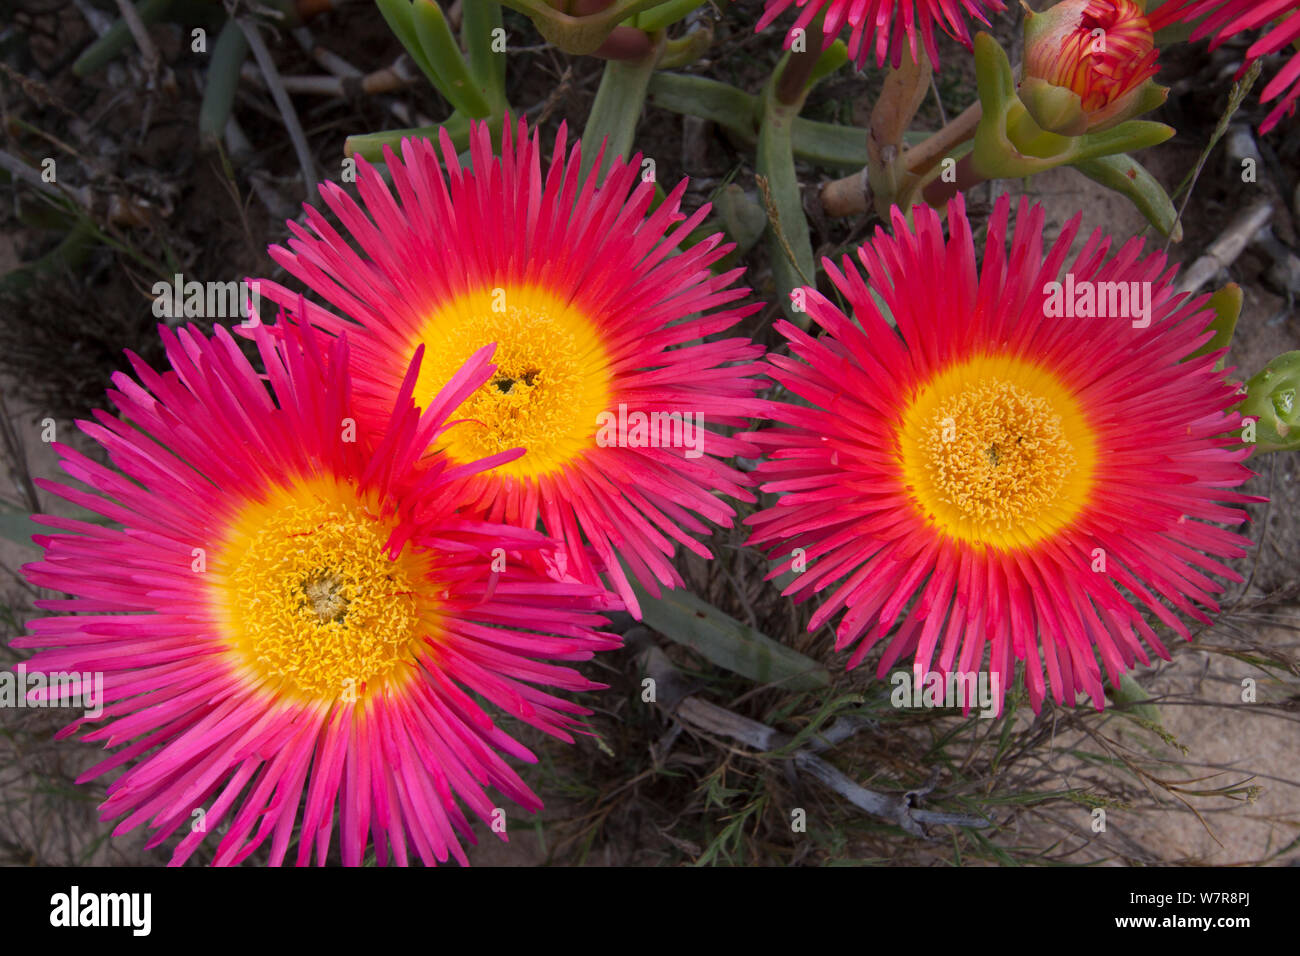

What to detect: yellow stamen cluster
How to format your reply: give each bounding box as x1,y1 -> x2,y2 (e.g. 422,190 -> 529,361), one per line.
899,355 -> 1097,548
921,379 -> 1075,533
413,285 -> 612,478
217,480 -> 437,701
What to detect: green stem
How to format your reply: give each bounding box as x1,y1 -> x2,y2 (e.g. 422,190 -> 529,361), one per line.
410,0 -> 493,118
1073,153 -> 1182,241
638,0 -> 723,31
503,0 -> 692,54
72,0 -> 173,76
460,0 -> 504,108
345,114 -> 473,162
581,34 -> 664,180
376,0 -> 444,91
646,72 -> 868,168
657,23 -> 712,69
756,67 -> 816,328
1164,60 -> 1260,251
461,0 -> 507,106
776,44 -> 822,106
198,20 -> 249,148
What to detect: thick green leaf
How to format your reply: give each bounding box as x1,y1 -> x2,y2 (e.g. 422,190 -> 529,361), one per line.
72,0 -> 174,76
376,0 -> 442,90
198,20 -> 249,148
411,0 -> 492,118
756,61 -> 815,326
1072,153 -> 1182,241
638,0 -> 706,32
461,0 -> 506,104
634,584 -> 831,691
344,114 -> 473,162
581,41 -> 662,179
1110,672 -> 1161,726
1186,282 -> 1241,368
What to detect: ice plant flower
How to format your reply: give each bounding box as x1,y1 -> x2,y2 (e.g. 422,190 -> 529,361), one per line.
258,118 -> 766,615
923,32 -> 1173,208
17,320 -> 618,866
1021,0 -> 1166,136
756,0 -> 1006,69
1149,0 -> 1300,134
746,194 -> 1259,713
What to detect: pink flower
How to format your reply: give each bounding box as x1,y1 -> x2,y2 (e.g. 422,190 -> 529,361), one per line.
746,194 -> 1260,713
258,118 -> 767,617
756,0 -> 1006,69
1150,0 -> 1300,133
1021,0 -> 1162,135
18,319 -> 618,865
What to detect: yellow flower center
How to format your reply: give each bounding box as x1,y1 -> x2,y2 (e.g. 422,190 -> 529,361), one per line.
898,354 -> 1097,548
213,478 -> 440,701
411,284 -> 612,478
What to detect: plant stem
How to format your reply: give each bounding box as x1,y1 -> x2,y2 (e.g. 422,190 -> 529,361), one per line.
757,67 -> 817,327
344,114 -> 472,161
646,72 -> 871,168
198,19 -> 249,149
775,43 -> 821,106
920,152 -> 980,206
901,99 -> 981,177
1164,60 -> 1261,253
821,98 -> 979,218
866,47 -> 930,218
72,0 -> 172,76
461,0 -> 506,105
581,33 -> 664,180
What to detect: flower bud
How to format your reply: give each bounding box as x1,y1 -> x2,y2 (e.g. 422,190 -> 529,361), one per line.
1021,0 -> 1165,135
1239,352 -> 1300,454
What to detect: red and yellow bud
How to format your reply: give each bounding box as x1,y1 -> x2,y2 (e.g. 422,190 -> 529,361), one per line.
1021,0 -> 1166,135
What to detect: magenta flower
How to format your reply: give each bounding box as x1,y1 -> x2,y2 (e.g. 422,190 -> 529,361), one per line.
746,194 -> 1259,713
18,320 -> 618,865
1151,0 -> 1300,134
257,118 -> 767,616
756,0 -> 1007,68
